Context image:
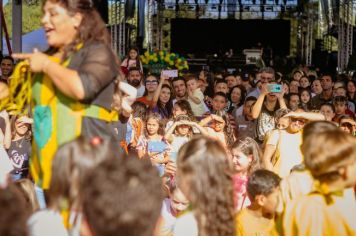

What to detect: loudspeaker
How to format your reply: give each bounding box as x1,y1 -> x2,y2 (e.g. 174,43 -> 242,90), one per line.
93,0 -> 108,24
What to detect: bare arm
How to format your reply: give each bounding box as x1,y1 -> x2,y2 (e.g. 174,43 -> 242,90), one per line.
151,75 -> 168,107
199,115 -> 213,127
0,111 -> 11,149
164,121 -> 179,143
278,95 -> 287,109
187,89 -> 201,104
137,148 -> 146,159
251,93 -> 266,119
191,122 -> 209,136
263,144 -> 276,171
13,52 -> 85,100
285,111 -> 325,121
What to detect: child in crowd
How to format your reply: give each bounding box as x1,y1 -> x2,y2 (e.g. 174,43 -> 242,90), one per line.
186,75 -> 206,117
199,113 -> 235,147
231,137 -> 261,211
137,113 -> 170,175
319,103 -> 336,122
14,178 -> 39,213
164,115 -> 207,162
338,115 -> 356,135
28,136 -> 116,236
234,96 -> 257,140
299,76 -> 310,89
8,115 -> 33,180
0,184 -> 30,236
236,169 -> 281,236
274,108 -> 291,130
81,152 -> 163,236
333,96 -> 354,121
126,101 -> 146,152
174,137 -> 235,236
299,88 -> 312,111
120,47 -> 143,76
284,129 -> 356,235
165,100 -> 194,132
157,183 -> 189,236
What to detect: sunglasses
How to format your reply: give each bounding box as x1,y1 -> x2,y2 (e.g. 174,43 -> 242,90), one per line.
290,117 -> 306,125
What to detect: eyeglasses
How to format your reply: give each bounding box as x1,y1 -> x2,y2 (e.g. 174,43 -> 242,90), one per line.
145,80 -> 158,85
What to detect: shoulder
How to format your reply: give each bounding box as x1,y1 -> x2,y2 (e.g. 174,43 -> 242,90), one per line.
174,212 -> 198,236
28,210 -> 68,236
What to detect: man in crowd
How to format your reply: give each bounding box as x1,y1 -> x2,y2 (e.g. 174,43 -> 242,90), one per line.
311,74 -> 334,109
247,67 -> 274,98
172,77 -> 188,102
126,67 -> 145,98
0,56 -> 14,84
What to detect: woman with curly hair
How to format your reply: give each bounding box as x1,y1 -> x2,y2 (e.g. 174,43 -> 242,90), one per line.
13,0 -> 119,189
174,137 -> 235,236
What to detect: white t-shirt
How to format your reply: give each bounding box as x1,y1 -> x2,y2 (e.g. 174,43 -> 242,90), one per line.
188,89 -> 205,117
267,129 -> 303,178
136,84 -> 146,98
160,198 -> 177,235
173,212 -> 198,236
28,210 -> 68,236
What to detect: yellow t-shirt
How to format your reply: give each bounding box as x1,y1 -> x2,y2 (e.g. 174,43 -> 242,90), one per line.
283,190 -> 356,236
236,208 -> 279,236
267,129 -> 303,178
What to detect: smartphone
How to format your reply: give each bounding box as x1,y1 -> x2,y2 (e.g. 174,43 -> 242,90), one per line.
162,69 -> 178,78
267,84 -> 282,93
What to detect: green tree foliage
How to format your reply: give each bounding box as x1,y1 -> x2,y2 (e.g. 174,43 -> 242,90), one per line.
3,0 -> 42,36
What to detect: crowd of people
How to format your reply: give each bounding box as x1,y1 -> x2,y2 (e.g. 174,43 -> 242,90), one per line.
0,0 -> 356,235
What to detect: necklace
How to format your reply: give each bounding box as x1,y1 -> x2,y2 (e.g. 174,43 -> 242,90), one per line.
14,138 -> 25,148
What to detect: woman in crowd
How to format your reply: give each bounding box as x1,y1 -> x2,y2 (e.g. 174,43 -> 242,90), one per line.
174,137 -> 235,236
13,0 -> 119,189
228,85 -> 246,114
252,82 -> 287,142
8,115 -> 33,180
150,75 -> 173,119
346,80 -> 356,104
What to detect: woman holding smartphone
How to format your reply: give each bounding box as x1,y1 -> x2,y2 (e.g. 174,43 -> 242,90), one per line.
251,81 -> 287,142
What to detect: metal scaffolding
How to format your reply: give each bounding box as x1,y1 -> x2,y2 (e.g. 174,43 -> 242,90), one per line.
109,0 -> 126,57
337,0 -> 354,72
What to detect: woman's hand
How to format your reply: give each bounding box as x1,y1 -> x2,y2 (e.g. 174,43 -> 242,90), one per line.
260,83 -> 269,96
13,49 -> 52,73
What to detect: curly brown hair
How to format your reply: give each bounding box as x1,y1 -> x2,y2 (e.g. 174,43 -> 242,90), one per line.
177,137 -> 235,236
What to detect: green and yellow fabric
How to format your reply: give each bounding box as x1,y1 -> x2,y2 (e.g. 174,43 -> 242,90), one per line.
30,56 -> 117,189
